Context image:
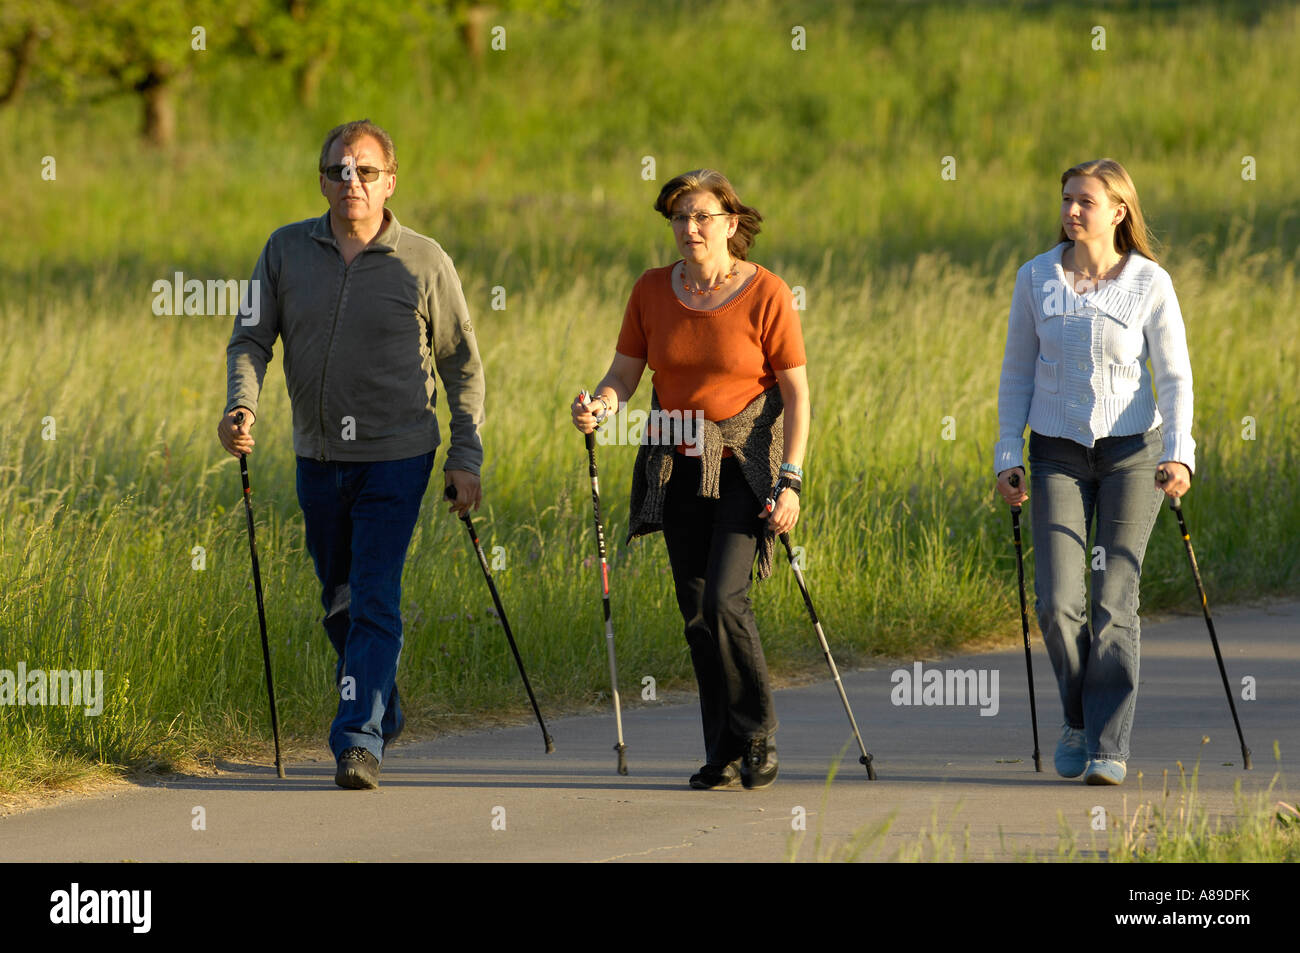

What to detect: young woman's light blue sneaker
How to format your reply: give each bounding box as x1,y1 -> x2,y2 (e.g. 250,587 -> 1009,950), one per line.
1084,759 -> 1127,785
1054,725 -> 1088,778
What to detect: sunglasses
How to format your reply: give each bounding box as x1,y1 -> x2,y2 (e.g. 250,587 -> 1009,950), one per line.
322,164 -> 389,183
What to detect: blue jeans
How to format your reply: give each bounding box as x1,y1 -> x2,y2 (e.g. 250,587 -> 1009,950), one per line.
295,451 -> 436,761
1028,429 -> 1164,762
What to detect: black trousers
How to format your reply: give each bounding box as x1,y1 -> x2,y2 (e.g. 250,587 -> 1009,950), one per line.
662,454 -> 778,765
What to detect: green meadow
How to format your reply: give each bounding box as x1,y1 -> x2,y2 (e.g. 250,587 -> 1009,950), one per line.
3,0 -> 1298,793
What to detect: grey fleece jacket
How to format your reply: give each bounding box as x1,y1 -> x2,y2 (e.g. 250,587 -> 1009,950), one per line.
225,208 -> 485,471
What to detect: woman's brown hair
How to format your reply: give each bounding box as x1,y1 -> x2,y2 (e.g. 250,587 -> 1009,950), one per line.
654,169 -> 763,260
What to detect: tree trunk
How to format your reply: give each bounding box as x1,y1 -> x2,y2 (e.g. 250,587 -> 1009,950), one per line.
295,37 -> 336,106
137,66 -> 175,148
296,58 -> 324,106
0,26 -> 37,108
459,4 -> 494,64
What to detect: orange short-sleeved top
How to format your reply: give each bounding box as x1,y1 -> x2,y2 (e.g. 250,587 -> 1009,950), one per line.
615,262 -> 806,421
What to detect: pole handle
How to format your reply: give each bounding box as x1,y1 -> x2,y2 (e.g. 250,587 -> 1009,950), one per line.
577,388 -> 600,453
1155,466 -> 1181,511
233,410 -> 249,470
445,483 -> 473,523
577,387 -> 609,435
1007,470 -> 1023,515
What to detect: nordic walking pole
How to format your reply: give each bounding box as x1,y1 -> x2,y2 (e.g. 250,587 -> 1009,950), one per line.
1156,468 -> 1252,770
765,488 -> 876,779
1007,472 -> 1043,772
233,410 -> 286,779
444,485 -> 555,754
577,389 -> 628,775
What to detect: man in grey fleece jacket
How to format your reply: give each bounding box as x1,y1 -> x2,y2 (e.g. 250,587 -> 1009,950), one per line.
217,119 -> 486,790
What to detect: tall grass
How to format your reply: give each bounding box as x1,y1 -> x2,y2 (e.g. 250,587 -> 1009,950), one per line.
787,745 -> 1299,861
1050,743 -> 1300,862
3,0 -> 1298,791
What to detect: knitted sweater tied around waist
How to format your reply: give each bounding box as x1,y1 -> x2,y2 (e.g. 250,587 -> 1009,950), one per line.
627,385 -> 784,580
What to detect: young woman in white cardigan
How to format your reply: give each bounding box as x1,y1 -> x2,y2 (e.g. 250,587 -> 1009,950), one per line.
994,158 -> 1195,786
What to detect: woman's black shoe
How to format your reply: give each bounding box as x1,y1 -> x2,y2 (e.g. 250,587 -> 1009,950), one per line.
689,759 -> 742,790
741,737 -> 779,790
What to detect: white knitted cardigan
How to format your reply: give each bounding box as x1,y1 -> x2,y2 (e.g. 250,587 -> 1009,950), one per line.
994,243 -> 1196,475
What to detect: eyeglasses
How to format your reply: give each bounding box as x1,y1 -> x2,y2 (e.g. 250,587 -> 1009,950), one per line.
669,211 -> 732,228
322,164 -> 389,183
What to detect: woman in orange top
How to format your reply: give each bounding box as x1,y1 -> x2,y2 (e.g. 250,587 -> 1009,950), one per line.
571,169 -> 809,790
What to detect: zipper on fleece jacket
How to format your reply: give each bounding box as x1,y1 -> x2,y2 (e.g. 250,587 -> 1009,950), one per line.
317,254 -> 355,461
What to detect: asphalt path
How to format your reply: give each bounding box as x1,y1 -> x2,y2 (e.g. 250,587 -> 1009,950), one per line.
2,602 -> 1295,862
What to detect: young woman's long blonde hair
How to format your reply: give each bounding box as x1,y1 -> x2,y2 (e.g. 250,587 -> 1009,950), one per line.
1058,158 -> 1159,263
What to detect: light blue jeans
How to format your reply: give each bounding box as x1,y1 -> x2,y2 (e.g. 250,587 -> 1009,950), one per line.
1028,428 -> 1164,762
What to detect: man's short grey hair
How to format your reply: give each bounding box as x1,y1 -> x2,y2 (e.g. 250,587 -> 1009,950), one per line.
319,119 -> 398,174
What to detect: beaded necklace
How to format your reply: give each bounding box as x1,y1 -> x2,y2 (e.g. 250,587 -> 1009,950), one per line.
680,260 -> 738,296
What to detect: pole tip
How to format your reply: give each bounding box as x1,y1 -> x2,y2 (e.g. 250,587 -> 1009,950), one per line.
616,744 -> 628,775
1243,751 -> 1253,770
860,754 -> 877,781
545,739 -> 556,754
277,764 -> 286,779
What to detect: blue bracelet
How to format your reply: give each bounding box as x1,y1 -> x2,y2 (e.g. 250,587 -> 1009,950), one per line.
779,463 -> 804,479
